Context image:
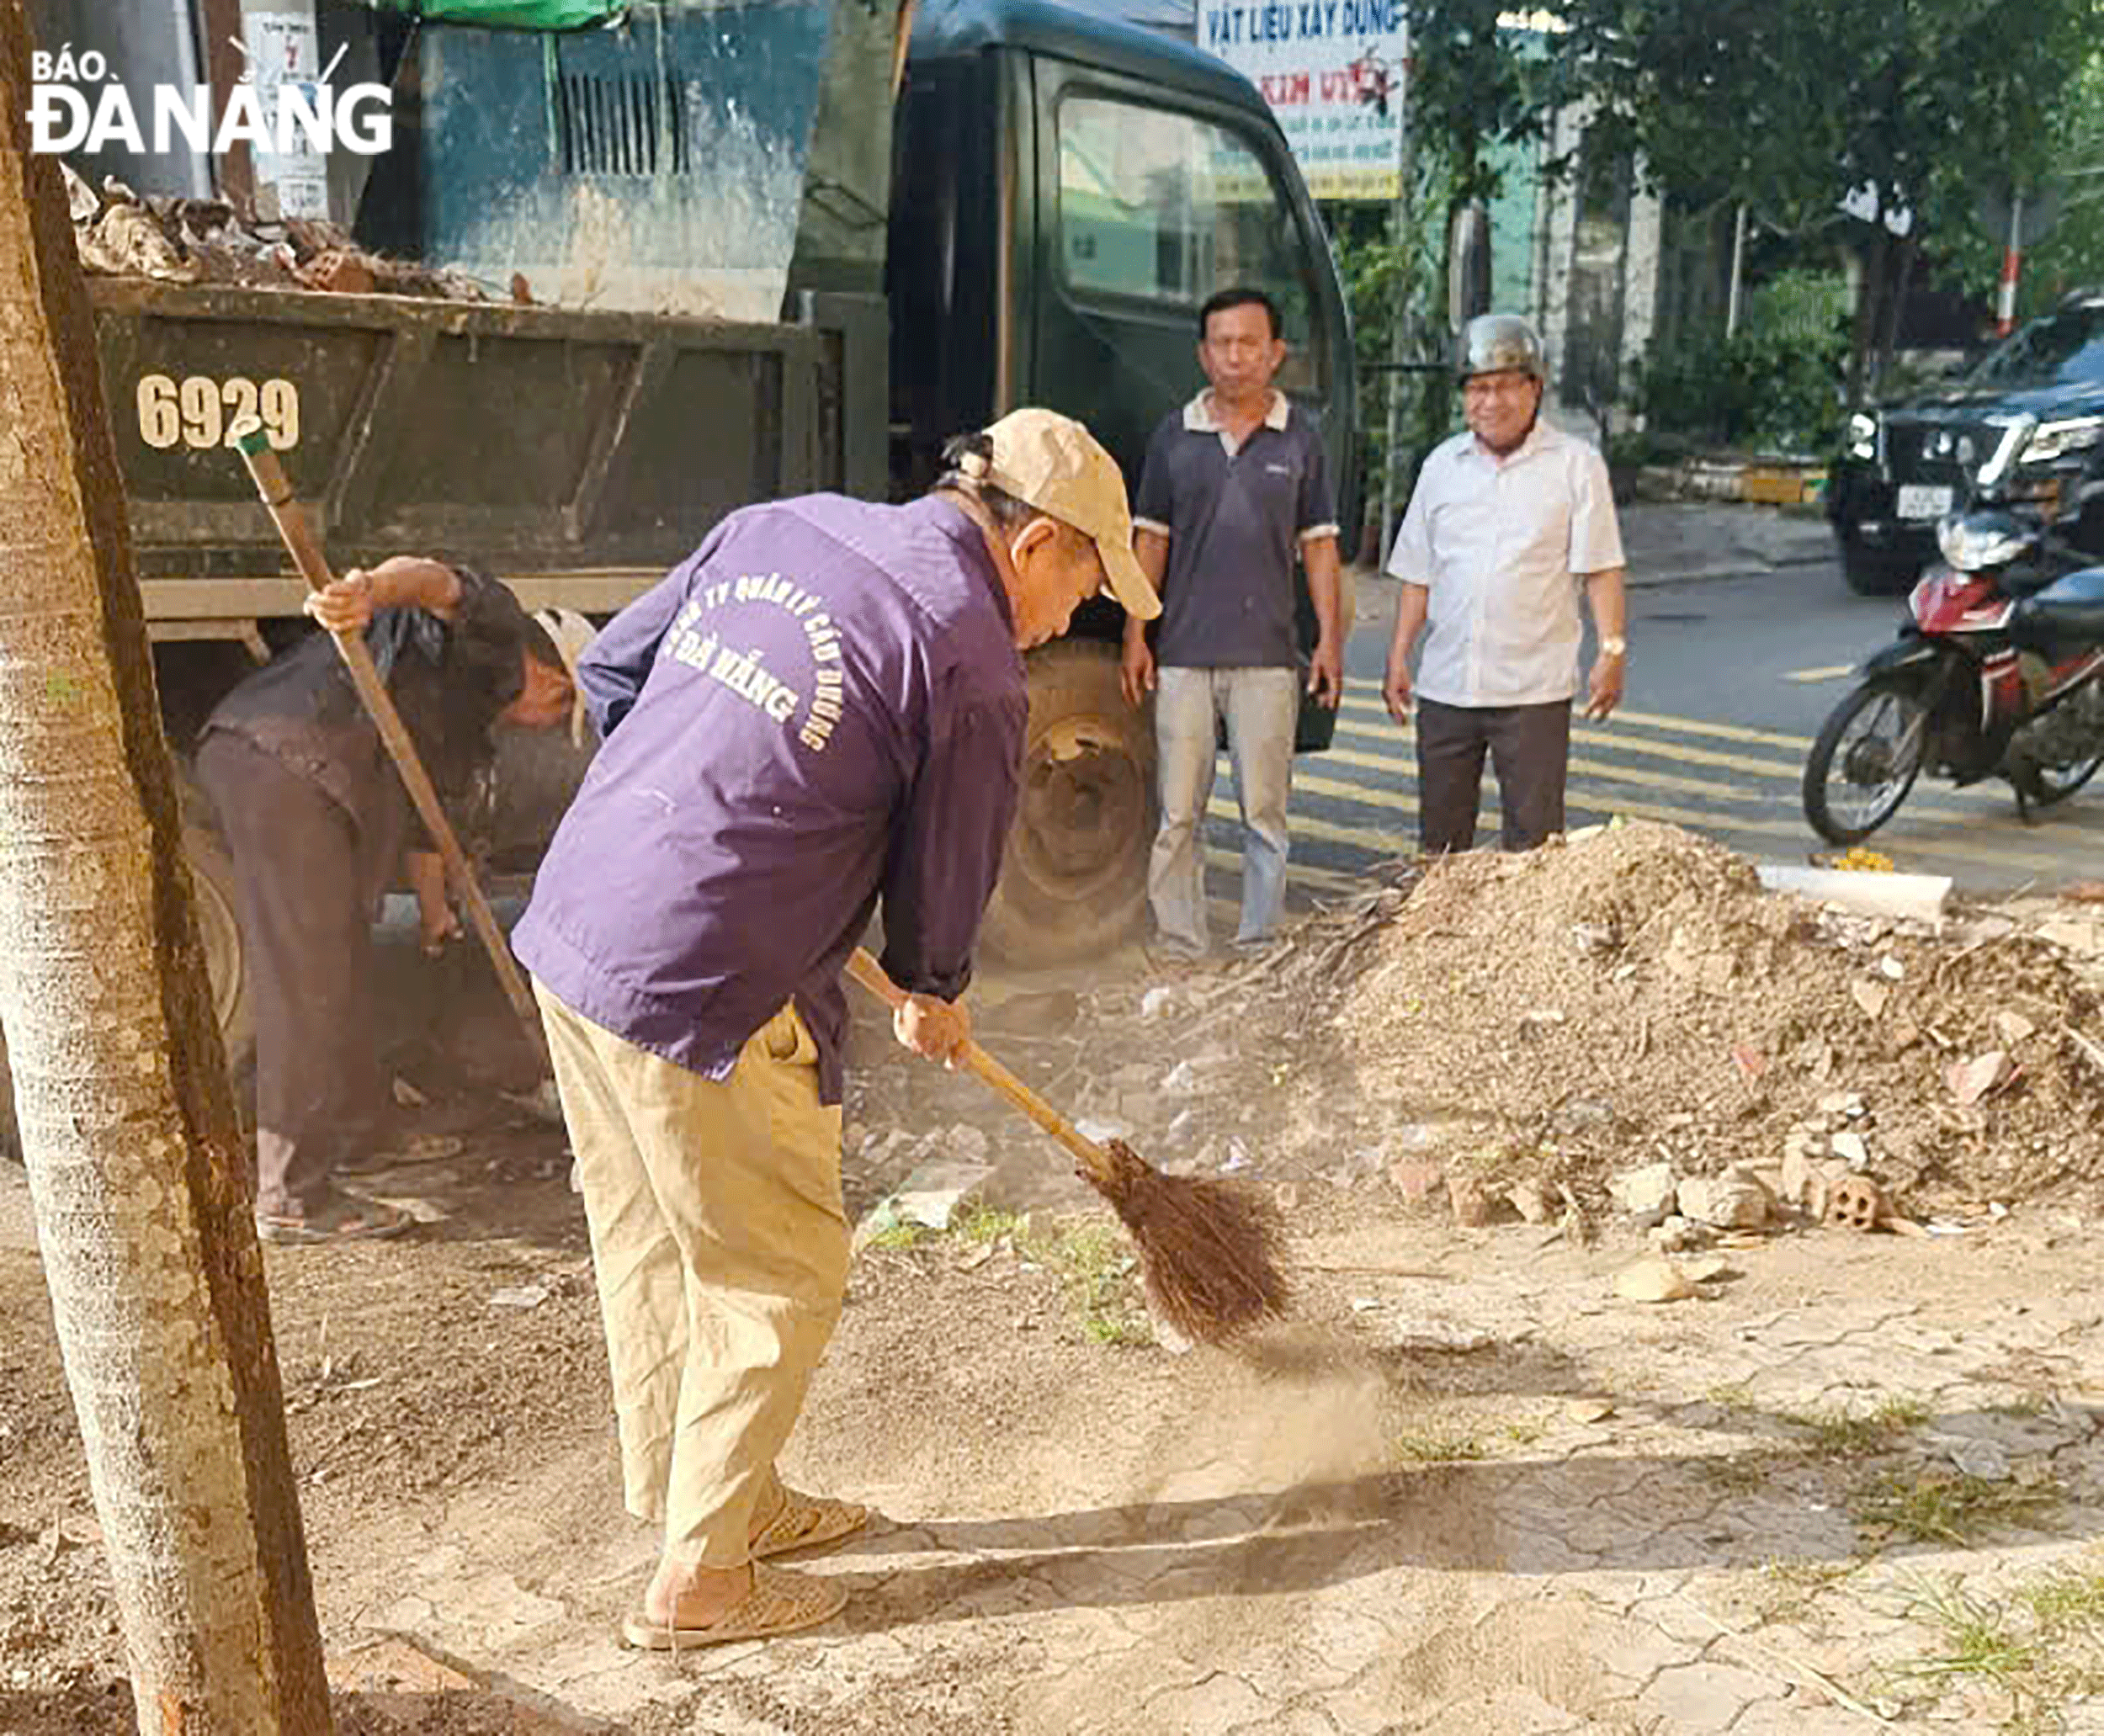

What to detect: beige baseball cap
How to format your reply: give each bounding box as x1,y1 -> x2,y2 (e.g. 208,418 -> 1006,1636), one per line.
979,408 -> 1161,620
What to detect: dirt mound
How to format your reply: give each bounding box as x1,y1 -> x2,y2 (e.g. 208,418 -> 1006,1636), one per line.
1325,821 -> 2104,1213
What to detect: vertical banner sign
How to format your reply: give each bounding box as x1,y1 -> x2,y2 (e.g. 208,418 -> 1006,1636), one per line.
1198,0 -> 1409,200
244,12 -> 330,219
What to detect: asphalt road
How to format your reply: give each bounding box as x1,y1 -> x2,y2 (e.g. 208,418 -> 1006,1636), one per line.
1191,553 -> 2103,927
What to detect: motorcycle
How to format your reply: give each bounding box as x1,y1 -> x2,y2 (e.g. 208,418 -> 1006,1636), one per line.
1803,486 -> 2104,846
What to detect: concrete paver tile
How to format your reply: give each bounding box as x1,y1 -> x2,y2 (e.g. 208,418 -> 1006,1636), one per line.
1634,1591 -> 1746,1647
1302,1604 -> 1407,1678
1730,1693 -> 1892,1735
1635,1660 -> 1780,1728
1585,1617 -> 1705,1686
1140,1669 -> 1272,1729
1025,1609 -> 1148,1667
1395,1688 -> 1588,1733
1227,1708 -> 1339,1736
1232,1638 -> 1359,1699
1499,1526 -> 1603,1574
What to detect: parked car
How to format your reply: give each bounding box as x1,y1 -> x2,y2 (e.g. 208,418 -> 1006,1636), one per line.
1828,293 -> 2104,594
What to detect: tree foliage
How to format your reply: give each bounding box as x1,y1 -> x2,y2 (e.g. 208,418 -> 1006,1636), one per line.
1938,55 -> 2104,318
1400,0 -> 1551,202
1384,0 -> 2104,404
1545,0 -> 2103,396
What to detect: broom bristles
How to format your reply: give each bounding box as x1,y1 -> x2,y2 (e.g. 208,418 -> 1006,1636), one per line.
1087,1139 -> 1288,1345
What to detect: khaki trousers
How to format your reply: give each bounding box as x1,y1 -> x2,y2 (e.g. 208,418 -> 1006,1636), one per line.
534,982 -> 847,1568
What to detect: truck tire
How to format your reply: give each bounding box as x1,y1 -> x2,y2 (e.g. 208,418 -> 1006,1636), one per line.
181,812 -> 254,1078
0,806 -> 251,1165
979,640 -> 1156,968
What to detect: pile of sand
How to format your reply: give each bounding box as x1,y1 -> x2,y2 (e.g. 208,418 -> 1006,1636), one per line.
1320,821 -> 2104,1214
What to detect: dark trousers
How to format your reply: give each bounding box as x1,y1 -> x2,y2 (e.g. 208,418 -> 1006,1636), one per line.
195,734 -> 380,1217
1416,697 -> 1573,855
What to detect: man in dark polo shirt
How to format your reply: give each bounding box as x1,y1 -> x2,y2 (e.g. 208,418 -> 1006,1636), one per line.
511,409 -> 1158,1652
1122,287 -> 1344,959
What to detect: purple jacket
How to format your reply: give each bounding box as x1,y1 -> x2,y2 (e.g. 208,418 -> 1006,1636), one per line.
513,495 -> 1027,1102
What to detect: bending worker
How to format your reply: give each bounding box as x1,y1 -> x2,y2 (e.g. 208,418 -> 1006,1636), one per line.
510,410 -> 1161,1650
195,556 -> 576,1245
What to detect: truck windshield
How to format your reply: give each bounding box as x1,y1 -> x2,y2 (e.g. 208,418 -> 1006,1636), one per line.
1057,93 -> 1326,393
1970,307 -> 2104,391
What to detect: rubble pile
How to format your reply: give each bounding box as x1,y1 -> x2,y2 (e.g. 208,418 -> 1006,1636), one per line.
1323,820 -> 2104,1218
62,164 -> 489,302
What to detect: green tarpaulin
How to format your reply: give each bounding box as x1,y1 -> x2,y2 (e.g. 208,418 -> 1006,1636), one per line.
366,0 -> 626,29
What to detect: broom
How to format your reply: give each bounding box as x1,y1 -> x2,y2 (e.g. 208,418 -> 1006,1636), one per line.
847,948 -> 1288,1345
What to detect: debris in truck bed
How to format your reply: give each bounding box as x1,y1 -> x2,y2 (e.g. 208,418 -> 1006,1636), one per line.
62,166 -> 487,301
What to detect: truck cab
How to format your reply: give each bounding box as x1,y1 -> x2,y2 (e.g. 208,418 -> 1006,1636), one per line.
892,0 -> 1353,512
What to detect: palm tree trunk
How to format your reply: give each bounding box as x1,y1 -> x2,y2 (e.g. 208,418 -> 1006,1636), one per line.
0,6 -> 333,1731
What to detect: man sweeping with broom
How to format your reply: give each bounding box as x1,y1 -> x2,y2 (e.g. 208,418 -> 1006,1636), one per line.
511,410 -> 1161,1648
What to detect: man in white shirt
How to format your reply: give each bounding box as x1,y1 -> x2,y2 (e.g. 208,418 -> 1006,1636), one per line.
1383,314 -> 1628,852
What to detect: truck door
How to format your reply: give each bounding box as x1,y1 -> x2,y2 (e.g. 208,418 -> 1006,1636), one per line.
1022,61 -> 1347,507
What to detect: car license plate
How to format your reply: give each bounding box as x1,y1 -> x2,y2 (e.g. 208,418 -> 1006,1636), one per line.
1896,483 -> 1953,520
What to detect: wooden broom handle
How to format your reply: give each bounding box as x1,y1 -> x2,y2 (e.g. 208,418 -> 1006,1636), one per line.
233,427 -> 547,1063
845,948 -> 1115,1190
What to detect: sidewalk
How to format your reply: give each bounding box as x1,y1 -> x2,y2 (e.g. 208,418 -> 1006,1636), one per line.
1618,500 -> 1837,587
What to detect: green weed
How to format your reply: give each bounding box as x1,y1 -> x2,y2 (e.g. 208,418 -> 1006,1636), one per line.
1852,1473 -> 2059,1548
1037,1221 -> 1151,1348
954,1205 -> 1031,1245
1698,1449 -> 1793,1494
1779,1394 -> 1931,1458
1391,1430 -> 1486,1465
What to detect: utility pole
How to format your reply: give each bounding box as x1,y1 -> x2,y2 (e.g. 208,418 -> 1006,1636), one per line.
1724,203 -> 1747,340
1998,188 -> 2025,337
1378,19 -> 1412,564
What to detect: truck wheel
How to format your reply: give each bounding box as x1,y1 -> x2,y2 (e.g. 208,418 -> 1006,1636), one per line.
0,809 -> 251,1166
182,814 -> 254,1078
980,641 -> 1156,968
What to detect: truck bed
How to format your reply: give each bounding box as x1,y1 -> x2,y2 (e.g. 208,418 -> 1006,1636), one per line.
90,279 -> 885,629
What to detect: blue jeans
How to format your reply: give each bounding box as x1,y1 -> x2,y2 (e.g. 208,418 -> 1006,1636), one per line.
1148,665 -> 1299,953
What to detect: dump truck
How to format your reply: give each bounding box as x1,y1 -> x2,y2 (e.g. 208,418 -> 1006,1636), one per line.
4,0 -> 1358,1140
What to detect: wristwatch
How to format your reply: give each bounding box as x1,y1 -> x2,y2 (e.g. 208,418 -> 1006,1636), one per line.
1599,635 -> 1628,658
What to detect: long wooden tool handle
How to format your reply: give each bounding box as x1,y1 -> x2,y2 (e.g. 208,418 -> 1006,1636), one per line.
845,948 -> 1115,1190
233,427 -> 548,1064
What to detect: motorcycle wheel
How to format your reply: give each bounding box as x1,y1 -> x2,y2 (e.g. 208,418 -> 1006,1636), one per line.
1804,678 -> 1931,845
2026,751 -> 2104,807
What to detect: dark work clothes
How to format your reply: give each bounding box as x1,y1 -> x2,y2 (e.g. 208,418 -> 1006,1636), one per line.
1131,392 -> 1338,669
1415,697 -> 1573,854
194,568 -> 542,1213
195,734 -> 380,1217
513,494 -> 1028,1106
199,568 -> 538,903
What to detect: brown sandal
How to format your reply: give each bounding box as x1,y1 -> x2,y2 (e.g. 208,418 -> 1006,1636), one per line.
256,1193 -> 414,1247
620,1562 -> 845,1651
751,1488 -> 869,1562
336,1133 -> 465,1177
